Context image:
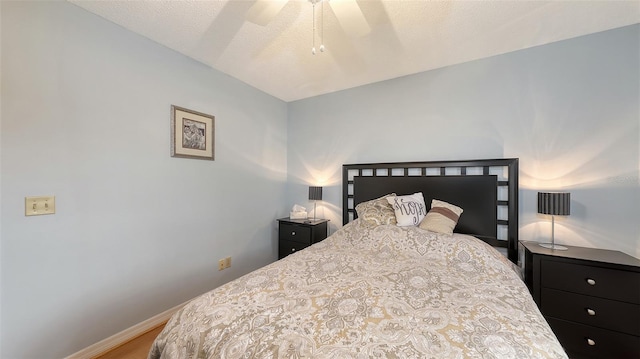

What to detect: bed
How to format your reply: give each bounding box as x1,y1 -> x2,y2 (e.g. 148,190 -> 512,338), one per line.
149,158 -> 567,358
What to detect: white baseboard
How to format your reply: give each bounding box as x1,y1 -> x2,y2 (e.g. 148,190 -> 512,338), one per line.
65,301 -> 186,359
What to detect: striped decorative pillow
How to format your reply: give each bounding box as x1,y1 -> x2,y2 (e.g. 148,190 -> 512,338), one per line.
419,199 -> 463,234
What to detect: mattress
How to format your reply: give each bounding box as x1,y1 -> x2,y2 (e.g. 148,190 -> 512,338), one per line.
149,219 -> 567,358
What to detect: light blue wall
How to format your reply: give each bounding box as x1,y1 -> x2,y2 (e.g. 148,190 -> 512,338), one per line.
2,1 -> 639,357
288,25 -> 640,259
1,1 -> 287,358
0,2 -> 3,357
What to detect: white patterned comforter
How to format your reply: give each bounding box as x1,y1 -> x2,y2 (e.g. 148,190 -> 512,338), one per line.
149,219 -> 567,359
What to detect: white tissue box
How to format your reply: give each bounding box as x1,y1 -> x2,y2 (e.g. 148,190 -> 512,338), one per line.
290,211 -> 308,219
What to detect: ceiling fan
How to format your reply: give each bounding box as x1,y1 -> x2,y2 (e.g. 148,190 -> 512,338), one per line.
246,0 -> 372,38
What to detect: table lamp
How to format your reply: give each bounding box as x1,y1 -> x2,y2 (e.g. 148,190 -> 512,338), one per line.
308,186 -> 323,221
538,192 -> 570,250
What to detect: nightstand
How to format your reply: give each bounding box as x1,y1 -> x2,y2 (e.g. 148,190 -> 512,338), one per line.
277,218 -> 329,259
520,241 -> 640,359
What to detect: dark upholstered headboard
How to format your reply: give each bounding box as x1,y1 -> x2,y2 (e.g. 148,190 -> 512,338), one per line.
342,159 -> 519,263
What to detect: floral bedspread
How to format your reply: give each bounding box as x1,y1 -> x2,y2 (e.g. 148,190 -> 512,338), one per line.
149,219 -> 567,358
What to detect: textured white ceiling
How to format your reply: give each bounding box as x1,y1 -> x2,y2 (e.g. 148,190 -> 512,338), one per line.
68,0 -> 639,102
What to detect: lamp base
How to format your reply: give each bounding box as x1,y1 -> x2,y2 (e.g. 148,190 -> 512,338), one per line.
539,243 -> 568,251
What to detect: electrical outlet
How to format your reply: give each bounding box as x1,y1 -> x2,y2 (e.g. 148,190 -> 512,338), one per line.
218,256 -> 232,271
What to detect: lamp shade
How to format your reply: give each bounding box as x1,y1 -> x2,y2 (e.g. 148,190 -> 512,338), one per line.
538,192 -> 570,216
309,186 -> 323,201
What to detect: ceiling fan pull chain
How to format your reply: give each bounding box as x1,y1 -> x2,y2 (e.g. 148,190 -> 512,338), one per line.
320,0 -> 325,52
311,1 -> 316,55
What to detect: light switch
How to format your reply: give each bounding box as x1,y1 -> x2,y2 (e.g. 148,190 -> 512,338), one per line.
25,196 -> 55,216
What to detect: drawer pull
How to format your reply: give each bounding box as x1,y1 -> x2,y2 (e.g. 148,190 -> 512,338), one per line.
586,308 -> 596,316
586,338 -> 596,346
291,248 -> 296,252
586,278 -> 596,286
291,231 -> 296,236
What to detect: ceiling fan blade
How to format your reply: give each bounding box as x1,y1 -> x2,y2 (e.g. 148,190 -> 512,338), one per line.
329,0 -> 371,37
246,0 -> 288,26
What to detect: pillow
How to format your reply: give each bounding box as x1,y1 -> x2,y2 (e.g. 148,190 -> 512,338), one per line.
419,199 -> 464,234
386,192 -> 427,226
355,193 -> 397,226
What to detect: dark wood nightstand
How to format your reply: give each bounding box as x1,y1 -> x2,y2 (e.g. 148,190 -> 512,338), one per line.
277,218 -> 329,259
520,241 -> 640,359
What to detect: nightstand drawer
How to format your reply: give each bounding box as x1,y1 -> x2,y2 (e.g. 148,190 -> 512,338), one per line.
541,287 -> 640,336
541,259 -> 640,303
277,218 -> 329,260
279,223 -> 312,244
547,317 -> 640,359
278,239 -> 305,258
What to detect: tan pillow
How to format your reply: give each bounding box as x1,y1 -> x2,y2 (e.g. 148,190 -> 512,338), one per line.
355,193 -> 397,226
419,199 -> 463,234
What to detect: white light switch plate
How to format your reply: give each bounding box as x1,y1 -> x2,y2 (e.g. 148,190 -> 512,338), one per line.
25,196 -> 55,216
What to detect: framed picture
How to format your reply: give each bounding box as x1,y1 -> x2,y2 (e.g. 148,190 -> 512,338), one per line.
171,105 -> 215,160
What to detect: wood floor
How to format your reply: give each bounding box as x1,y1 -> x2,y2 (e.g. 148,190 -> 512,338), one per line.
94,323 -> 165,359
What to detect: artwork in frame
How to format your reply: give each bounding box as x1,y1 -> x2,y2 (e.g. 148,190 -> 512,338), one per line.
171,105 -> 215,160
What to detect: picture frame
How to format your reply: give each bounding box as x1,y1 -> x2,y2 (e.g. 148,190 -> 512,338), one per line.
170,105 -> 215,161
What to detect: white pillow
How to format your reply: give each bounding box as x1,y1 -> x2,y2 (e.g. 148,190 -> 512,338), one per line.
386,192 -> 427,226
